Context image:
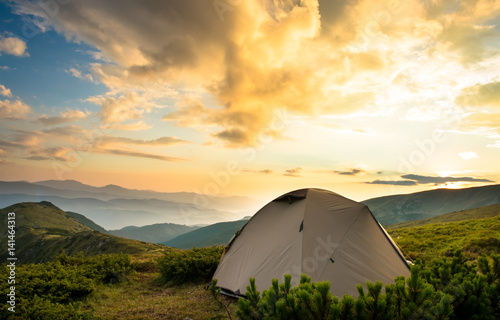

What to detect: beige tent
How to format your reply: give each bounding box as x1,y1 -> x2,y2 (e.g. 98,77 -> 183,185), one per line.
212,188 -> 411,298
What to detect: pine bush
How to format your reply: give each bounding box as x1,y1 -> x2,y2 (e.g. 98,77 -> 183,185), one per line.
232,251 -> 500,320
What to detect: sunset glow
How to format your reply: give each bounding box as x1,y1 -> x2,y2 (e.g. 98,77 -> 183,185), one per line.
1,0 -> 499,205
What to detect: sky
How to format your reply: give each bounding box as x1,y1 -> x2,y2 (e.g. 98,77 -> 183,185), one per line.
0,0 -> 499,204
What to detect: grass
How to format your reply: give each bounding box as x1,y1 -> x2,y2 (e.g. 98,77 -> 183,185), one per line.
386,203 -> 500,230
83,255 -> 237,319
388,215 -> 500,261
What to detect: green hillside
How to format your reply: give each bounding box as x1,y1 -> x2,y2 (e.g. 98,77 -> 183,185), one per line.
163,219 -> 249,249
0,201 -> 93,234
0,202 -> 165,264
386,203 -> 500,230
364,184 -> 500,225
109,222 -> 200,244
66,211 -> 109,234
388,213 -> 500,261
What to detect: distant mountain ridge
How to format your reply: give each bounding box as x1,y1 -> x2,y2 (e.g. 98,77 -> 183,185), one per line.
0,180 -> 256,229
363,184 -> 500,226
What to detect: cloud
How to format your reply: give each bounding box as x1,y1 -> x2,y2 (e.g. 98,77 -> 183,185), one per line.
87,92 -> 159,128
437,22 -> 497,65
38,108 -> 91,126
0,84 -> 12,97
101,135 -> 188,146
0,130 -> 76,162
95,148 -> 185,162
105,121 -> 152,131
460,112 -> 500,134
0,99 -> 31,119
458,152 -> 479,160
244,169 -> 274,175
10,0 -> 379,146
0,124 -> 184,163
10,0 -> 500,147
66,67 -> 94,82
0,36 -> 28,57
401,174 -> 493,184
333,168 -> 366,176
455,81 -> 500,108
42,125 -> 87,136
284,167 -> 302,177
366,180 -> 418,186
25,146 -> 73,162
366,173 -> 494,186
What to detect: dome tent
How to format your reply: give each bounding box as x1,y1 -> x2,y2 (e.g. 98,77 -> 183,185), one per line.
212,188 -> 411,298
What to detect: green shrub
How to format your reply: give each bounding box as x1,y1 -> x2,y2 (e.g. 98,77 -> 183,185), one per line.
157,246 -> 224,285
0,252 -> 133,319
232,251 -> 500,320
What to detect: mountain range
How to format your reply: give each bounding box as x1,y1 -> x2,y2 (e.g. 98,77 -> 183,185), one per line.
0,180 -> 257,229
1,181 -> 499,249
3,195 -> 498,264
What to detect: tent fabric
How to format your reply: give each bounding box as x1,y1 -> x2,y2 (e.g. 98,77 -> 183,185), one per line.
212,188 -> 411,298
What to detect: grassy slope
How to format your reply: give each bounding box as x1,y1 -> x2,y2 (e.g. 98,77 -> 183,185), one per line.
386,203 -> 500,230
387,204 -> 500,261
66,211 -> 109,234
163,219 -> 249,249
0,202 -> 166,263
109,223 -> 200,244
364,184 -> 500,225
0,201 -> 93,234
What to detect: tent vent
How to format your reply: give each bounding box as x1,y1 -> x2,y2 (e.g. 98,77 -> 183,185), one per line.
273,189 -> 308,203
299,220 -> 304,232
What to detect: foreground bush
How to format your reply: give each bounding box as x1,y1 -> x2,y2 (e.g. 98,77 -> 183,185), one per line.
234,251 -> 500,320
0,252 -> 133,320
157,246 -> 224,285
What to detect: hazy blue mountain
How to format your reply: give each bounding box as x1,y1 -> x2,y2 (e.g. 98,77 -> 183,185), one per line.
163,219 -> 249,249
0,179 -> 253,229
109,223 -> 200,244
363,184 -> 500,226
32,179 -> 257,211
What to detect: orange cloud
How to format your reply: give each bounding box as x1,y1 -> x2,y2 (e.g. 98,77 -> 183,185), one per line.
0,84 -> 12,97
11,0 -> 500,146
38,108 -> 92,126
455,81 -> 500,108
284,167 -> 302,177
0,99 -> 31,119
